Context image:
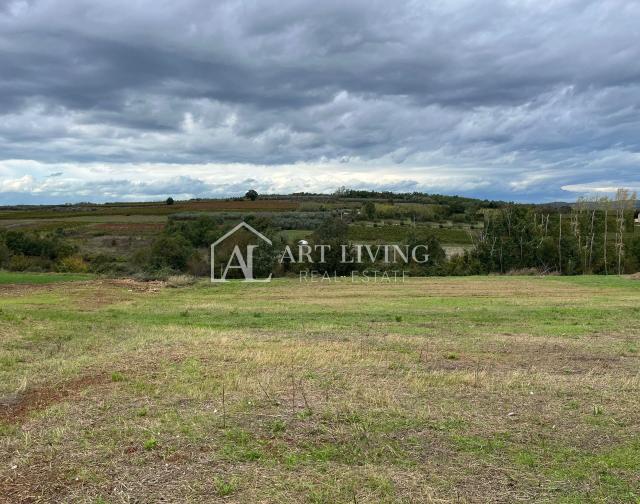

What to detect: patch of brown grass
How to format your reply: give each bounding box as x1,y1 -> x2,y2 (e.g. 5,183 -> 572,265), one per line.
0,374 -> 109,425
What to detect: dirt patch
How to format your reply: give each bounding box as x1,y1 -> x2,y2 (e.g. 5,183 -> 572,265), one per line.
0,278 -> 166,296
0,374 -> 109,425
93,222 -> 165,233
0,283 -> 57,296
99,278 -> 166,292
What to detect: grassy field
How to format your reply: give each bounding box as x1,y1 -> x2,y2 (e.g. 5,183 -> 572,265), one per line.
0,200 -> 299,221
348,225 -> 475,245
0,272 -> 95,285
1,274 -> 639,503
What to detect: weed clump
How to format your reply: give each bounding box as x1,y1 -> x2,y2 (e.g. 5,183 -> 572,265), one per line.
143,437 -> 158,450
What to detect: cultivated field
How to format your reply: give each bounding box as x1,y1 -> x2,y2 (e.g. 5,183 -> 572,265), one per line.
1,275 -> 639,503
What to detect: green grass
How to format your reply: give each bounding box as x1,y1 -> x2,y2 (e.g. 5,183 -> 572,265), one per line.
278,229 -> 314,242
348,224 -> 474,244
0,271 -> 94,284
0,276 -> 639,502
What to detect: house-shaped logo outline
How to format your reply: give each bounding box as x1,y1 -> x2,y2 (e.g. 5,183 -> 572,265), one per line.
210,221 -> 272,282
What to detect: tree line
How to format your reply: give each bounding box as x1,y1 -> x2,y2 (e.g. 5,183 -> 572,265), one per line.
449,190 -> 640,275
1,191 -> 638,278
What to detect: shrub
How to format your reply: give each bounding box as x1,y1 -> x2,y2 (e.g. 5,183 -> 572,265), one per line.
88,254 -> 124,274
8,255 -> 52,272
629,235 -> 640,270
5,230 -> 75,259
8,255 -> 30,271
165,215 -> 223,247
313,218 -> 349,243
149,235 -> 194,271
186,253 -> 209,276
362,201 -> 376,220
56,255 -> 89,273
0,240 -> 9,267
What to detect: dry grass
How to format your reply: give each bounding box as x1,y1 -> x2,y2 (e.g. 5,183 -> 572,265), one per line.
0,275 -> 639,503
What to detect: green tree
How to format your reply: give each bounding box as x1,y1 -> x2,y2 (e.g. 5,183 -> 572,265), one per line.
245,189 -> 259,201
313,218 -> 349,243
405,230 -> 446,275
628,235 -> 640,271
149,235 -> 194,271
5,230 -> 75,260
362,201 -> 376,220
310,218 -> 353,275
0,238 -> 9,267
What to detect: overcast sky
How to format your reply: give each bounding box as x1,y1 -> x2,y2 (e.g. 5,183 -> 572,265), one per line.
1,0 -> 639,204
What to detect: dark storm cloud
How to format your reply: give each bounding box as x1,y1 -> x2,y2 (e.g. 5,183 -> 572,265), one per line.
1,0 -> 640,202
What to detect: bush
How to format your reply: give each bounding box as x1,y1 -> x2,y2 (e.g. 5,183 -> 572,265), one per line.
362,201 -> 376,220
56,255 -> 89,273
4,230 -> 75,260
88,253 -> 121,274
8,255 -> 30,271
627,234 -> 640,272
0,240 -> 9,267
313,218 -> 349,243
186,253 -> 209,276
149,235 -> 194,271
9,255 -> 52,272
165,215 -> 223,247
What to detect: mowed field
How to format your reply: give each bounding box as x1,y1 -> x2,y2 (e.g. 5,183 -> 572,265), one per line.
1,275 -> 639,503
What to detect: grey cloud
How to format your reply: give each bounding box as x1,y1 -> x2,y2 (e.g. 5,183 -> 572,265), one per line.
1,0 -> 639,202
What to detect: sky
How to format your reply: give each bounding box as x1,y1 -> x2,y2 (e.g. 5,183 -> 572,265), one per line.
1,0 -> 639,204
